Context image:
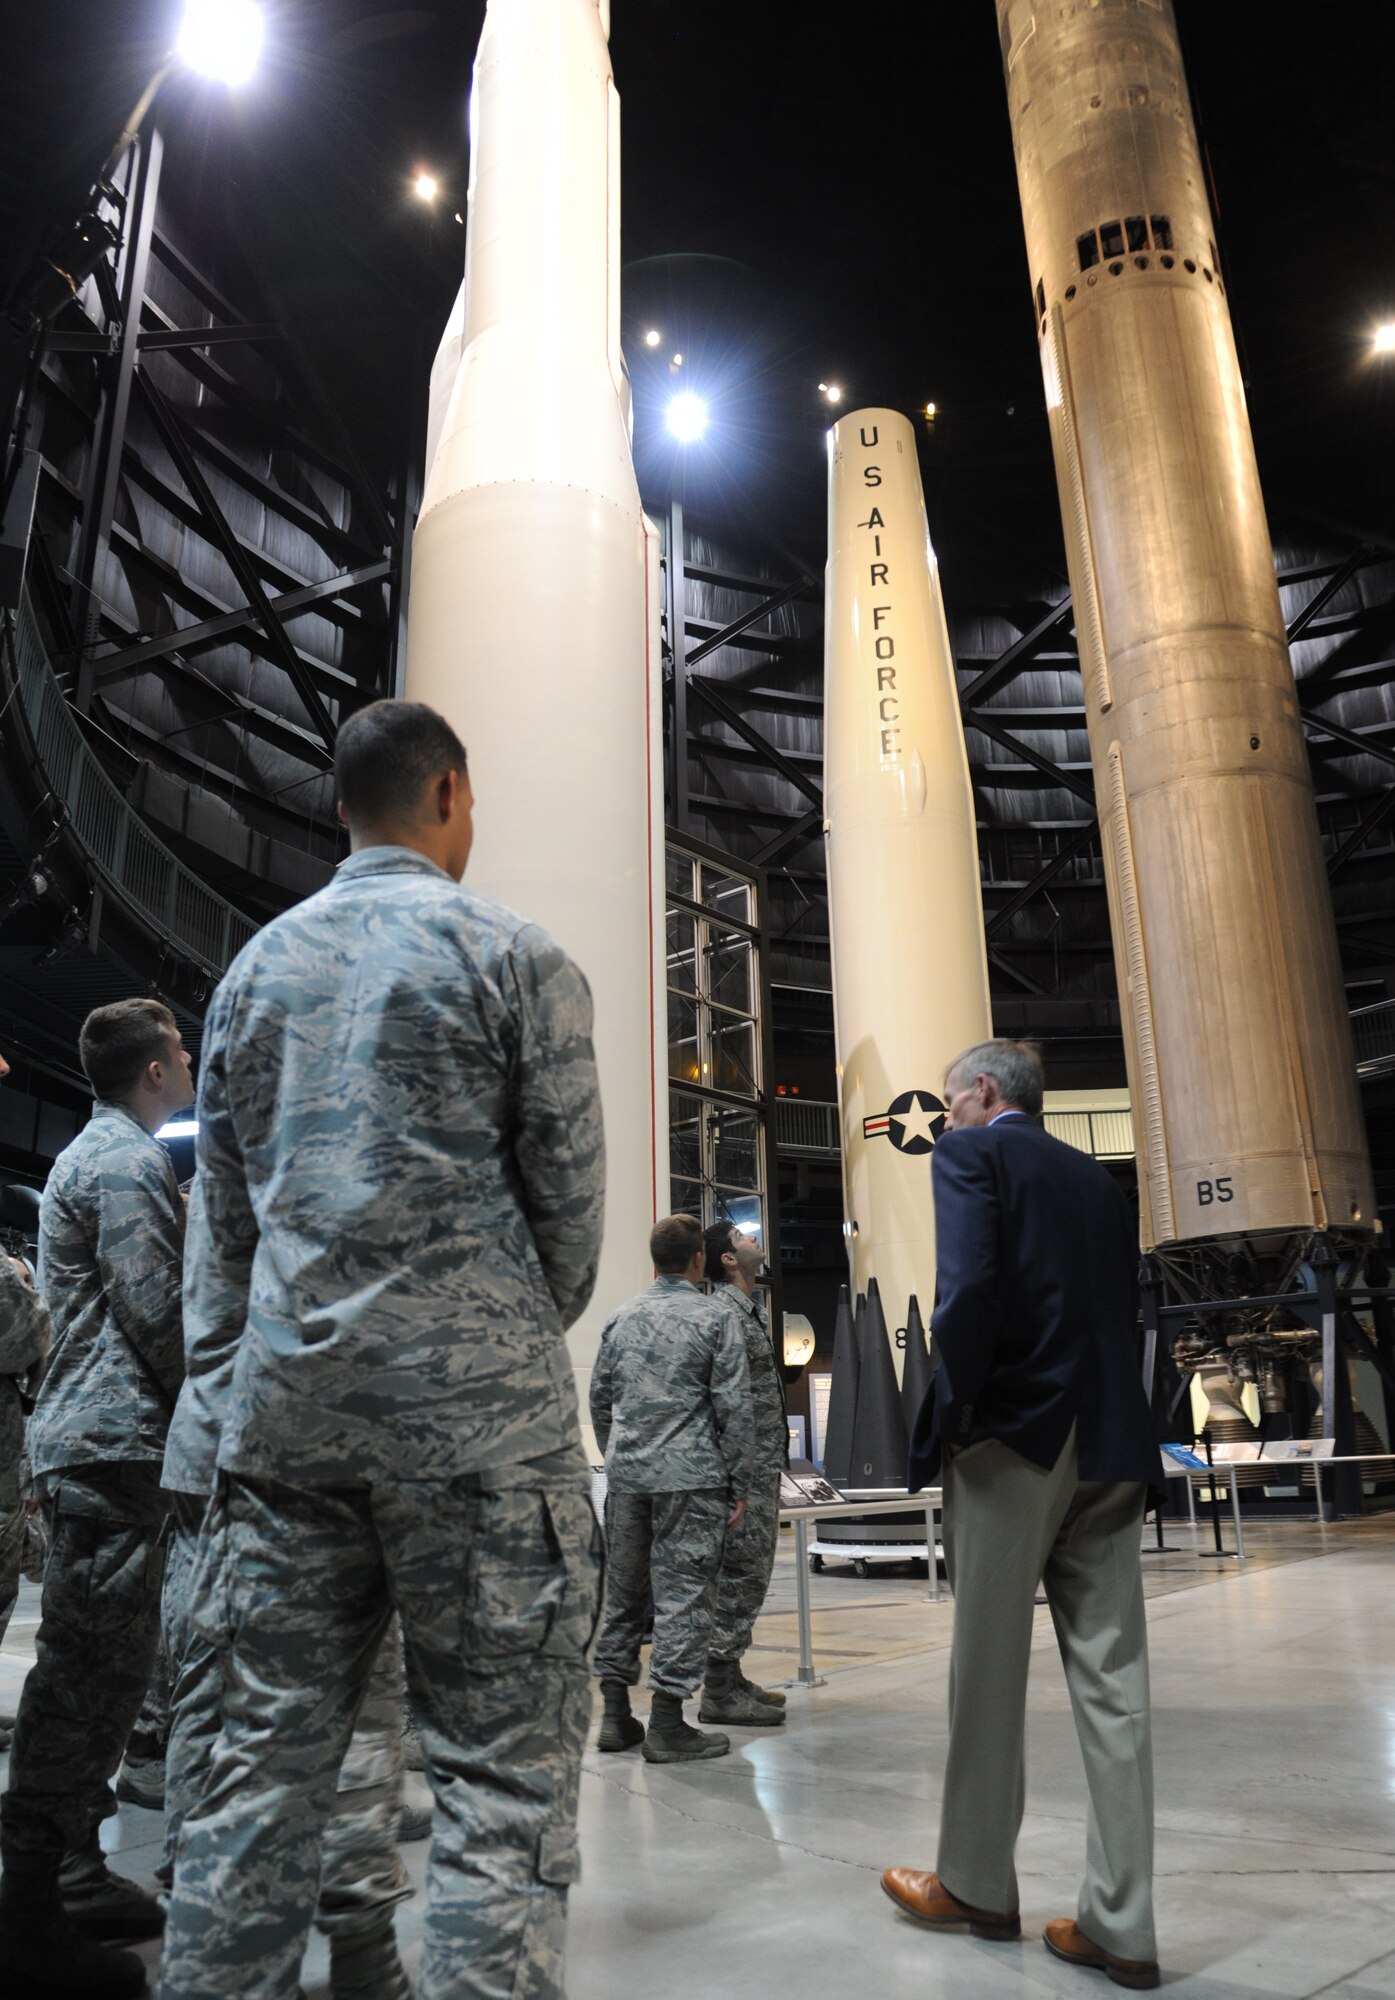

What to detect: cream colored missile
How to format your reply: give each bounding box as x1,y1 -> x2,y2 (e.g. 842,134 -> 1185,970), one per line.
996,0 -> 1372,1247
422,279 -> 464,488
824,407 -> 993,1339
405,0 -> 666,1417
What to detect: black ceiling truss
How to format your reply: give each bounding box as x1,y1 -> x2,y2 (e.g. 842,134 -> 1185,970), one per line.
5,118 -> 411,1014
665,506 -> 1395,1038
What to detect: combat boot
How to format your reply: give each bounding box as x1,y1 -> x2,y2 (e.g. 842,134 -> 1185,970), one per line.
330,1918 -> 414,2000
0,1854 -> 149,1998
597,1678 -> 645,1753
735,1664 -> 786,1709
60,1825 -> 165,1939
642,1689 -> 730,1762
699,1656 -> 785,1726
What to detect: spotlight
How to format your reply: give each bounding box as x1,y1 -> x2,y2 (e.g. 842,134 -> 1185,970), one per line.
666,392 -> 708,444
671,352 -> 683,367
414,172 -> 439,202
821,383 -> 843,404
924,401 -> 937,419
1374,323 -> 1395,356
643,328 -> 662,348
176,0 -> 264,86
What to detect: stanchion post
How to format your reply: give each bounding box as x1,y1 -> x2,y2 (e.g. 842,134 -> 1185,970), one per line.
1198,1428 -> 1239,1560
792,1516 -> 823,1687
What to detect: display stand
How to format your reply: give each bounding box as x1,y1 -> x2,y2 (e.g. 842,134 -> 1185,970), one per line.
778,1492 -> 944,1687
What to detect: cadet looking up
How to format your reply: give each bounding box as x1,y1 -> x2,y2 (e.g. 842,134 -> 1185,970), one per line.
0,999 -> 193,2000
590,1214 -> 755,1764
699,1220 -> 788,1728
157,698 -> 605,2000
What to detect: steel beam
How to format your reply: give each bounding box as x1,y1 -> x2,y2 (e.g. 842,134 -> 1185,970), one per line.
985,820 -> 1098,940
667,503 -> 690,828
133,371 -> 338,747
750,807 -> 825,869
690,675 -> 823,809
92,560 -> 391,686
137,323 -> 283,353
685,577 -> 808,669
1286,546 -> 1369,645
71,131 -> 161,712
963,709 -> 1097,806
1328,788 -> 1395,879
958,595 -> 1076,709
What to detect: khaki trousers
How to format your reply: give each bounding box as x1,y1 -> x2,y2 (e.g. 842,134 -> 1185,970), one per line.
937,1427 -> 1155,1962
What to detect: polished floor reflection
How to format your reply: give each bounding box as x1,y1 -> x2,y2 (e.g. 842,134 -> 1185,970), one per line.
3,1516 -> 1393,1997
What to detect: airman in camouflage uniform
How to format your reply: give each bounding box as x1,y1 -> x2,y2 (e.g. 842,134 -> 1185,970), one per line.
157,700 -> 604,2000
159,1177 -> 414,1998
590,1217 -> 754,1763
0,1183 -> 52,1727
699,1223 -> 789,1726
0,999 -> 194,2000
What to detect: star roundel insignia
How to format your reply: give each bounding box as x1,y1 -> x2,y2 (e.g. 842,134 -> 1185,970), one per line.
884,1089 -> 947,1155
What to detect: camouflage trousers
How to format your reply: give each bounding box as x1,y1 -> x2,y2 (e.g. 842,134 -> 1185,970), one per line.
709,1460 -> 783,1662
162,1490 -> 411,1933
157,1449 -> 601,2000
117,1628 -> 170,1806
592,1487 -> 728,1698
0,1460 -> 166,1864
0,1498 -> 23,1662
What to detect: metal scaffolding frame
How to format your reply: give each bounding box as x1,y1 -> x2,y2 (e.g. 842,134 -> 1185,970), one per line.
659,496 -> 1395,1032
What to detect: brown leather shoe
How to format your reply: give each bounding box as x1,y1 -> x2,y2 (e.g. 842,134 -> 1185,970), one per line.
1044,1918 -> 1160,1990
880,1868 -> 1020,1940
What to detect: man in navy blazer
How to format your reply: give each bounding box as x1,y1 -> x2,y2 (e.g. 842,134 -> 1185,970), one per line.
882,1040 -> 1161,1991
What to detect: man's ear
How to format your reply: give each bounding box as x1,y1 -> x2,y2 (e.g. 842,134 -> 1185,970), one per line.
436,769 -> 457,823
336,799 -> 349,827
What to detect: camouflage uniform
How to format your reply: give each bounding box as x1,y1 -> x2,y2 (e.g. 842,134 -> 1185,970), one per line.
156,846 -> 605,2000
590,1276 -> 754,1697
0,1256 -> 50,1654
159,1175 -> 411,1938
709,1286 -> 788,1663
1,1105 -> 184,1865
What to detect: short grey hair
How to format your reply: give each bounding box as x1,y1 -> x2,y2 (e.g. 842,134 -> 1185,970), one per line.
945,1039 -> 1044,1116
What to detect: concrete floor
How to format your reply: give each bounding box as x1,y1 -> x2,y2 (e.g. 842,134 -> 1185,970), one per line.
3,1513 -> 1394,1997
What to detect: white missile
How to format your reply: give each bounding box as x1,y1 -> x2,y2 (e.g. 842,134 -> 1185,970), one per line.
824,407 -> 992,1341
405,0 -> 666,1417
422,280 -> 464,489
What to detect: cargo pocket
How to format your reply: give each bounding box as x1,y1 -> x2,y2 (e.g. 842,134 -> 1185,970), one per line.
44,1511 -> 99,1627
466,1486 -> 603,1665
187,1479 -> 236,1650
537,1827 -> 581,1888
540,1488 -> 604,1661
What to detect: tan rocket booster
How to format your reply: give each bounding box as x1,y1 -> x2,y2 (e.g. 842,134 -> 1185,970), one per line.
995,0 -> 1372,1248
824,408 -> 993,1334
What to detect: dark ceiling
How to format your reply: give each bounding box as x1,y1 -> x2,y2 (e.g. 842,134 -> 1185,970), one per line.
5,1 -> 1392,570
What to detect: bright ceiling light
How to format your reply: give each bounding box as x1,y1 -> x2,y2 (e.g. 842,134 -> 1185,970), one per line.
177,0 -> 264,86
414,172 -> 439,201
823,383 -> 843,404
924,401 -> 937,419
666,391 -> 708,443
644,328 -> 662,348
671,352 -> 683,367
156,1119 -> 199,1140
1373,323 -> 1395,355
